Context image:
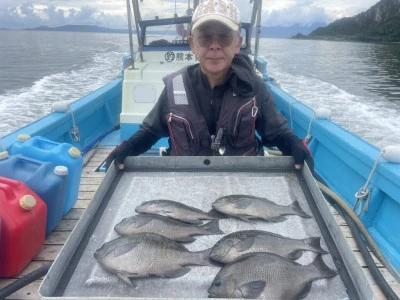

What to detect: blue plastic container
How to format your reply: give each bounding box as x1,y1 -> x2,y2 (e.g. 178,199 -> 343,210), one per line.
0,154 -> 68,234
10,135 -> 82,215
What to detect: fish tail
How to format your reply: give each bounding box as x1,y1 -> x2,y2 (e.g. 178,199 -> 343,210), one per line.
304,237 -> 329,254
311,254 -> 338,279
207,209 -> 229,219
195,248 -> 218,266
200,220 -> 224,235
290,201 -> 312,218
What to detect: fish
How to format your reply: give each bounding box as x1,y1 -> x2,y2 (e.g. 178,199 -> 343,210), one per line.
212,194 -> 312,222
209,230 -> 328,264
135,199 -> 219,225
114,214 -> 224,242
94,233 -> 213,286
208,252 -> 337,299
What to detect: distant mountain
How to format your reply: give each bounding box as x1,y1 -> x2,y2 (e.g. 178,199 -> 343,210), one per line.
259,23 -> 327,38
26,25 -> 129,34
296,0 -> 400,42
18,23 -> 323,39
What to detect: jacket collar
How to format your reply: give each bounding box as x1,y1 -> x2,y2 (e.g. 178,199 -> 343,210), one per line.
189,53 -> 256,97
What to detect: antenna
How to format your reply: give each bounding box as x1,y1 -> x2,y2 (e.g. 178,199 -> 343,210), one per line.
132,0 -> 143,62
253,0 -> 262,66
126,0 -> 135,68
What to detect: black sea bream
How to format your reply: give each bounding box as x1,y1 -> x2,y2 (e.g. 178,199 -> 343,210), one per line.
212,194 -> 311,222
210,230 -> 328,264
114,214 -> 223,242
135,199 -> 218,224
208,252 -> 337,299
94,233 -> 213,285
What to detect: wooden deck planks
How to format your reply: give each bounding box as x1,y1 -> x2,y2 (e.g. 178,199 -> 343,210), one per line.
0,146 -> 398,299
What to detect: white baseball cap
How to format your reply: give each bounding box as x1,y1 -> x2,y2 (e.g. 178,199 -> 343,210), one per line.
192,0 -> 240,32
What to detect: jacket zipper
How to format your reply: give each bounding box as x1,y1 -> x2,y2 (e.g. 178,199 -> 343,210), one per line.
167,113 -> 194,139
210,91 -> 215,134
233,99 -> 257,136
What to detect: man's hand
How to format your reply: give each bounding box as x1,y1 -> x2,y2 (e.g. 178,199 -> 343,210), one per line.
291,139 -> 314,171
104,141 -> 132,171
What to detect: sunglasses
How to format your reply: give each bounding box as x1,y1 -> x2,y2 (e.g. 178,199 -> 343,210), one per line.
195,32 -> 235,48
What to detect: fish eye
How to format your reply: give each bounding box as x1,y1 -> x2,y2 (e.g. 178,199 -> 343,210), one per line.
215,278 -> 222,287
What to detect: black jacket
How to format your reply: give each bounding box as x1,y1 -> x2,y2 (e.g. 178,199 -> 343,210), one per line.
124,54 -> 300,156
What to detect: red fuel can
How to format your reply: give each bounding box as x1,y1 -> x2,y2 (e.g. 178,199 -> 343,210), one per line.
0,176 -> 47,277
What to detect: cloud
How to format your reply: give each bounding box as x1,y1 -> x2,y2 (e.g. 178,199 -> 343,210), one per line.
0,2 -> 127,29
0,0 -> 380,29
0,3 -> 42,28
261,2 -> 333,27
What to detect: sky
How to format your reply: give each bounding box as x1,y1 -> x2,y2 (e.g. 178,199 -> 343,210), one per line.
0,0 -> 381,29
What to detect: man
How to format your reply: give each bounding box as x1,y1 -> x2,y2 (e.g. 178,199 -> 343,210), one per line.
106,0 -> 313,171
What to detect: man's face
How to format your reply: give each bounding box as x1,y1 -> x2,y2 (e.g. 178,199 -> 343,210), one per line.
189,21 -> 242,79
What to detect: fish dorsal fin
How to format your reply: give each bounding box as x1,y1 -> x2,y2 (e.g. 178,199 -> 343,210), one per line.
112,241 -> 138,257
235,280 -> 266,298
256,197 -> 276,205
159,199 -> 206,214
156,199 -> 176,207
235,237 -> 256,252
257,231 -> 285,238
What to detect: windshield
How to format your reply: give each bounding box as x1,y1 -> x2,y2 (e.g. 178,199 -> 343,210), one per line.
134,0 -> 255,48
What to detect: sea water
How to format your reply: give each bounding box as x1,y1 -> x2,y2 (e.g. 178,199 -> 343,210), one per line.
0,30 -> 399,149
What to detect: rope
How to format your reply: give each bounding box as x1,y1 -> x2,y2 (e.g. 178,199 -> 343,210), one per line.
354,151 -> 382,215
69,109 -> 80,142
305,110 -> 318,142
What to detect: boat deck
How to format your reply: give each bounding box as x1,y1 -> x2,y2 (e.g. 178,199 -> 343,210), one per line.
1,146 -> 399,300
